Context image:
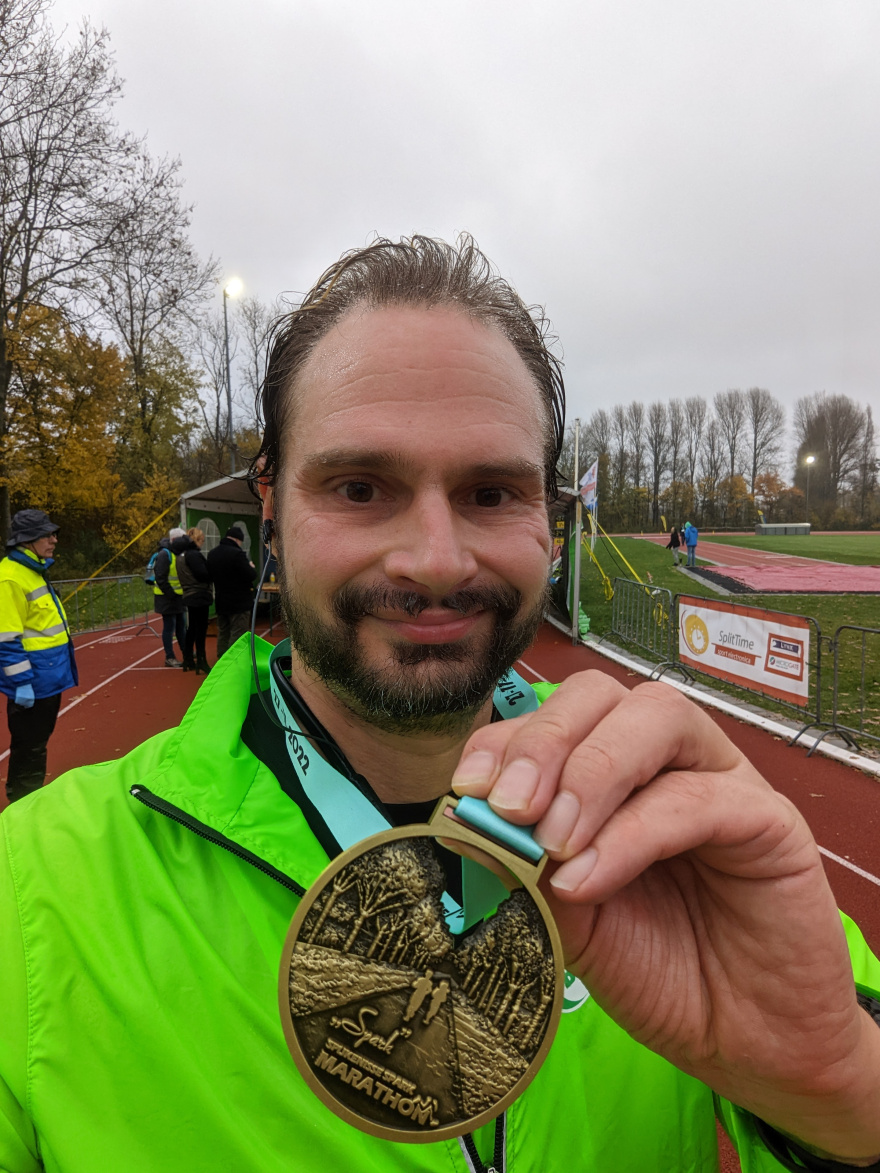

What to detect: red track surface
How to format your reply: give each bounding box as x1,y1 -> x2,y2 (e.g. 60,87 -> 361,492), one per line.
637,534 -> 880,591
3,618 -> 877,944
3,616 -> 878,1171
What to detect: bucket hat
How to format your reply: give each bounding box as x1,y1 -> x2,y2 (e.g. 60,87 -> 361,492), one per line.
6,509 -> 59,548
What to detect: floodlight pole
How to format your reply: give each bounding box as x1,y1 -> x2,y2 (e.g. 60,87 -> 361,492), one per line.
572,419 -> 582,645
223,287 -> 236,475
805,455 -> 814,525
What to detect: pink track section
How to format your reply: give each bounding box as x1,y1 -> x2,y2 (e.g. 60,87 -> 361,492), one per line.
638,534 -> 880,592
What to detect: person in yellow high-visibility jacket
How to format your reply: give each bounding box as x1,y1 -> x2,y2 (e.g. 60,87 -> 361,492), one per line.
0,510 -> 77,804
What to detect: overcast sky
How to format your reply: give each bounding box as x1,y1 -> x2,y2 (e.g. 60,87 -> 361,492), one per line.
50,0 -> 880,438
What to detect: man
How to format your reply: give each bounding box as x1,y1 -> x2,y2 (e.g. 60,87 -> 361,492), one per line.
0,510 -> 77,804
0,238 -> 878,1172
684,520 -> 699,567
153,526 -> 188,666
206,524 -> 257,658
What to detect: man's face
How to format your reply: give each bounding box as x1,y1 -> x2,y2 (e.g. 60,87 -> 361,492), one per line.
29,534 -> 57,560
269,305 -> 552,734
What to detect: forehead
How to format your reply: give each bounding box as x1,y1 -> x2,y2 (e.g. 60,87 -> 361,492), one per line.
287,305 -> 547,467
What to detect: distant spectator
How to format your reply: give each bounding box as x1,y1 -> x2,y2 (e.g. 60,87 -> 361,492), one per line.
177,527 -> 213,675
206,525 -> 256,659
683,521 -> 699,567
666,526 -> 682,566
0,510 -> 77,803
154,527 -> 188,667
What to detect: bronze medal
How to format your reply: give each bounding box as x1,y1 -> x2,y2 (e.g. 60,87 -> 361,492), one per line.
278,796 -> 563,1142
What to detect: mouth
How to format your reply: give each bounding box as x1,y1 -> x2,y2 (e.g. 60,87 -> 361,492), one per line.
370,607 -> 487,645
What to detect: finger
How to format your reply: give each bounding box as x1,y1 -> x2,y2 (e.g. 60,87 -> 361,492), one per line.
450,670 -> 629,821
547,759 -> 810,904
531,682 -> 744,861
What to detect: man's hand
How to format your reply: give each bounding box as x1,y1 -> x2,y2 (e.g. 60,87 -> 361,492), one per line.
451,671 -> 880,1164
13,684 -> 34,709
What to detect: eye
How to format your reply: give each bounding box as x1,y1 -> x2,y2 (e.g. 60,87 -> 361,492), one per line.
339,481 -> 375,503
472,487 -> 510,508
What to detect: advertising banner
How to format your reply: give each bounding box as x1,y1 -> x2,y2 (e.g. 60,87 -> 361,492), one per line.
677,595 -> 810,706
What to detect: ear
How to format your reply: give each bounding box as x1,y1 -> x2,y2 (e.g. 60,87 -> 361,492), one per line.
256,480 -> 275,551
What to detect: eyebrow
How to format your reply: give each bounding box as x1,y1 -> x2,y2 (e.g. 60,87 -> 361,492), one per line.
299,448 -> 544,484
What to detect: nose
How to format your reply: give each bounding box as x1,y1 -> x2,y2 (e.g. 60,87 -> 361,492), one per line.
382,491 -> 478,597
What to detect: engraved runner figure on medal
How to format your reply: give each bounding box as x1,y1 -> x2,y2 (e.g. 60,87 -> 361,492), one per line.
279,797 -> 564,1142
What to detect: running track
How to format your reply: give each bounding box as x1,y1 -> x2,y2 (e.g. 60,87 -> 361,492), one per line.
2,619 -> 876,948
2,617 -> 877,1172
637,533 -> 880,591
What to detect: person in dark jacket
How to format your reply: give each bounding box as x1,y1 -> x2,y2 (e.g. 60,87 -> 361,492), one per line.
177,528 -> 213,674
154,528 -> 189,667
666,526 -> 682,566
206,525 -> 257,658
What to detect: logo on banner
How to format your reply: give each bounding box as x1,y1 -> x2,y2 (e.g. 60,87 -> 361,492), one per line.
765,634 -> 805,681
682,613 -> 709,656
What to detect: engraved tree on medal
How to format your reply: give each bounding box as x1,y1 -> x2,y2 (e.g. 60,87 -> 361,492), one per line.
286,835 -> 556,1135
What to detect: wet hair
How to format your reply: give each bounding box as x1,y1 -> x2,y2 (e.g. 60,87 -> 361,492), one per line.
248,234 -> 565,497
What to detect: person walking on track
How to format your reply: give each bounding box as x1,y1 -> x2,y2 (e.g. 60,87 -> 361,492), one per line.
683,520 -> 699,567
177,527 -> 213,675
666,525 -> 682,566
154,527 -> 189,667
0,510 -> 77,803
206,525 -> 257,659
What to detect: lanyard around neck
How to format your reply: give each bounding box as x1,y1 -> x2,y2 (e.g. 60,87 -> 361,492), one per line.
267,638 -> 540,933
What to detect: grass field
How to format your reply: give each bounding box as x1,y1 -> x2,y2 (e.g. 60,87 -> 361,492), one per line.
574,536 -> 879,745
700,533 -> 880,565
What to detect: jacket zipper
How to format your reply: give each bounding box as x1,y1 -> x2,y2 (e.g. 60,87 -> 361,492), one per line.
461,1115 -> 505,1173
130,785 -> 305,895
132,784 -> 506,1171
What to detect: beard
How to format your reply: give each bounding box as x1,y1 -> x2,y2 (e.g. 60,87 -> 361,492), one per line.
279,576 -> 546,735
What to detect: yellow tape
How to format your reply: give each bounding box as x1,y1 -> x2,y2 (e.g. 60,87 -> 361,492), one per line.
61,503 -> 177,603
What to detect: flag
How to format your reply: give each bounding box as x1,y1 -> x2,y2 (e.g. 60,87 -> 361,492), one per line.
579,459 -> 598,506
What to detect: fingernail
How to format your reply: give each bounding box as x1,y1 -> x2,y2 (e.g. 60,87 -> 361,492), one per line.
534,791 -> 581,854
451,751 -> 498,794
490,759 -> 540,815
550,847 -> 599,893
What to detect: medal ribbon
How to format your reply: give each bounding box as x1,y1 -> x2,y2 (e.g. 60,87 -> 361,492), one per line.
268,638 -> 541,932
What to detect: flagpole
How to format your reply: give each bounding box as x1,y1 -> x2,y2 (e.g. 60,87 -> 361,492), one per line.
572,419 -> 582,645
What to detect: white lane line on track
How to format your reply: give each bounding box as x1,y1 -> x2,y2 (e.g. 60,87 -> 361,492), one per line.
516,659 -> 548,683
0,644 -> 165,762
73,623 -> 158,651
818,847 -> 880,888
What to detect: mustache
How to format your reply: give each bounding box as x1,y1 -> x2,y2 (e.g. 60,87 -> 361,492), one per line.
332,583 -> 523,626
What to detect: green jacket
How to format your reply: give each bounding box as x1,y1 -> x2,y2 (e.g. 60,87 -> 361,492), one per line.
1,636 -> 877,1172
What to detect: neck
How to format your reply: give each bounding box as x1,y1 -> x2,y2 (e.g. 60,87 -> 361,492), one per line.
285,650 -> 494,804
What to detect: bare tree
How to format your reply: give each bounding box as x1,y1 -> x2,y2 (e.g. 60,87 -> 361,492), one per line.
794,392 -> 867,510
625,401 -> 646,488
699,416 -> 724,524
0,7 -> 142,534
714,389 -> 747,483
193,310 -> 237,477
96,151 -> 218,443
645,401 -> 668,528
683,397 -> 707,486
584,408 -> 611,462
236,295 -> 275,430
610,404 -> 628,502
667,399 -> 685,486
744,387 -> 784,495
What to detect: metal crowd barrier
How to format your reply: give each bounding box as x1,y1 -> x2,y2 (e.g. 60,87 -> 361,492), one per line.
609,578 -> 675,663
53,575 -> 157,637
826,625 -> 880,750
609,578 -> 824,726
